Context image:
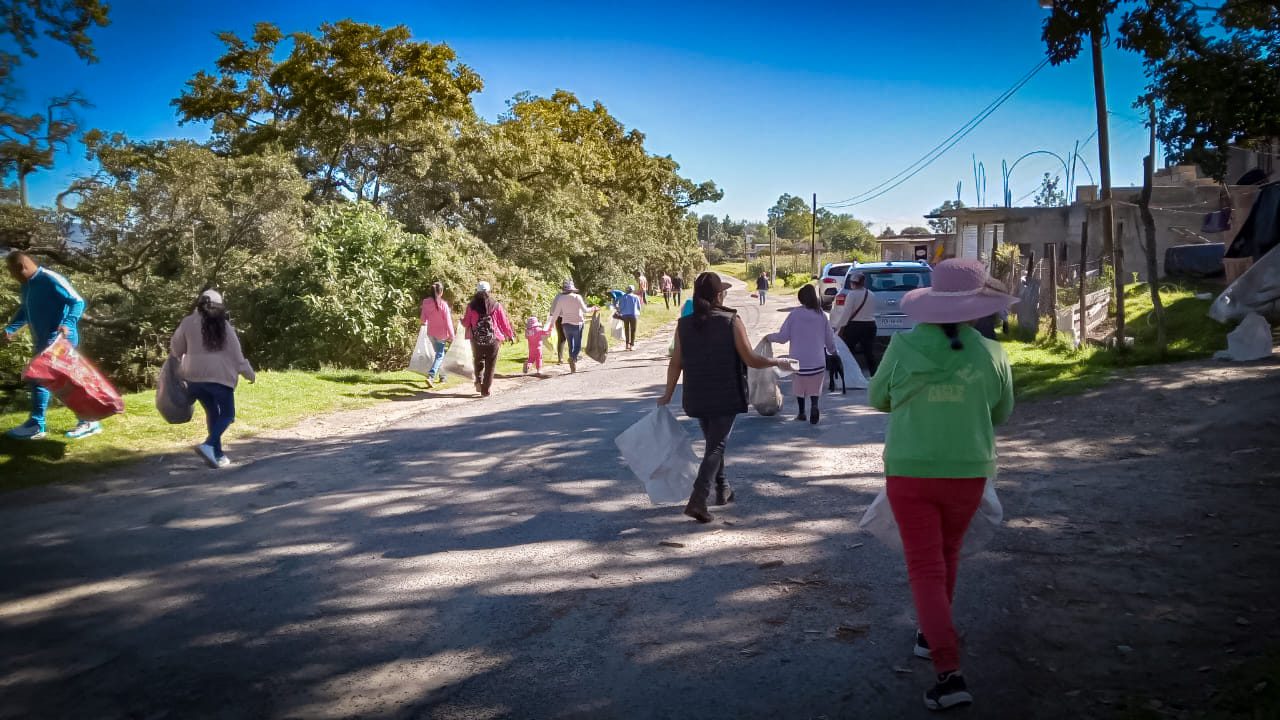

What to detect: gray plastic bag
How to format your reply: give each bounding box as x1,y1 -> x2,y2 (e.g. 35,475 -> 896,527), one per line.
155,355 -> 194,424
747,339 -> 783,415
585,312 -> 609,364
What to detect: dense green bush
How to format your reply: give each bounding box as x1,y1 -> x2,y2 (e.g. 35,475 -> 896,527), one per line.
745,261 -> 770,279
241,204 -> 553,370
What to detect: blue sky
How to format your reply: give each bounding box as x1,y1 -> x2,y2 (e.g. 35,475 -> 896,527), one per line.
16,0 -> 1156,229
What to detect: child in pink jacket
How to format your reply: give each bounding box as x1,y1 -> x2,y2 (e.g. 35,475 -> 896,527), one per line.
524,317 -> 553,374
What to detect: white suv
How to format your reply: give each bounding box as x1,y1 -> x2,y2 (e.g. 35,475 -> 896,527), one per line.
829,261 -> 932,336
817,261 -> 854,310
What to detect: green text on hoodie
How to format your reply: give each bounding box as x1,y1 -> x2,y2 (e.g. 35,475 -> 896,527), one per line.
868,324 -> 1014,479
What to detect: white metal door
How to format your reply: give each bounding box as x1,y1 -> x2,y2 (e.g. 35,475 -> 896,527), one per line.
960,224 -> 978,258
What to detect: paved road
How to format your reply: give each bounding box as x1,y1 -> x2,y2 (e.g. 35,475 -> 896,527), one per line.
0,283 -> 1029,719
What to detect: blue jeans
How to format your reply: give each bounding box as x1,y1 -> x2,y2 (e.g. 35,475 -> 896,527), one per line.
429,337 -> 449,378
188,381 -> 236,456
28,329 -> 79,429
562,323 -> 583,361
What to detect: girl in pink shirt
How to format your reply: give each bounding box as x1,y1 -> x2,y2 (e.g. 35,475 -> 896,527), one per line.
524,317 -> 553,374
766,284 -> 837,424
419,283 -> 454,383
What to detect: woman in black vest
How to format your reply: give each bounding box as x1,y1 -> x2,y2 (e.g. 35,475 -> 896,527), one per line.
657,272 -> 789,523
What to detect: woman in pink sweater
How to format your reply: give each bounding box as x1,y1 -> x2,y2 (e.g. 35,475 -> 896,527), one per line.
169,289 -> 256,468
766,284 -> 837,424
419,282 -> 454,384
460,281 -> 516,397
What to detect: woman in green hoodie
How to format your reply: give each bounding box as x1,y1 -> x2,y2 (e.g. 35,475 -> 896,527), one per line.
868,258 -> 1016,712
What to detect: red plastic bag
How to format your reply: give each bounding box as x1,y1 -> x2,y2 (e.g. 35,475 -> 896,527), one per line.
22,338 -> 125,422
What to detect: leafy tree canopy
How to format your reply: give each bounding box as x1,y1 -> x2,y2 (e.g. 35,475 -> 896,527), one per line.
1042,0 -> 1280,179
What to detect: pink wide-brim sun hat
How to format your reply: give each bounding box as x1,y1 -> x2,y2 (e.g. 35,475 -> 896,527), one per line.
900,259 -> 1020,324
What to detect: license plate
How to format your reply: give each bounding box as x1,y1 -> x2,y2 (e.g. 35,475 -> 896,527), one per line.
879,315 -> 907,329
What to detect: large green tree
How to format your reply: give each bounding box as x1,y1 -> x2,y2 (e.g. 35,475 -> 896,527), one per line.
1043,0 -> 1280,180
824,214 -> 876,255
390,88 -> 717,289
767,193 -> 811,240
174,20 -> 483,203
44,134 -> 310,383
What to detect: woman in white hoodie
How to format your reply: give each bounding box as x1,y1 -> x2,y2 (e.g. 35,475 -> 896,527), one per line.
546,279 -> 590,372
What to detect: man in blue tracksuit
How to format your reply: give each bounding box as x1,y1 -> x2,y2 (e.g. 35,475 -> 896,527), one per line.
3,251 -> 102,440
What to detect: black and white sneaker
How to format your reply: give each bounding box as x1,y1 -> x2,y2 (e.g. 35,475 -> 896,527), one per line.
914,630 -> 932,660
923,671 -> 973,711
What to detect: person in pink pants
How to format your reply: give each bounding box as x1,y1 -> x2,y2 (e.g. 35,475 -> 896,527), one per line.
868,259 -> 1017,712
524,317 -> 552,374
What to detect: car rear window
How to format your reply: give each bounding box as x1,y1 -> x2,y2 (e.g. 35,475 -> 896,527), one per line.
866,270 -> 931,292
825,264 -> 852,277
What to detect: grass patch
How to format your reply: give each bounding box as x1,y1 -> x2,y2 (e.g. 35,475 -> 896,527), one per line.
707,262 -> 753,281
1,302 -> 684,490
1001,282 -> 1230,399
0,368 -> 436,490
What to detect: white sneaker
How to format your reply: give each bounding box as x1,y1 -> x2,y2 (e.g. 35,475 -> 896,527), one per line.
66,421 -> 102,440
215,455 -> 232,469
194,444 -> 219,468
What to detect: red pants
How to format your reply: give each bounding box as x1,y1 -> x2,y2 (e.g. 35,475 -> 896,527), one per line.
886,475 -> 986,674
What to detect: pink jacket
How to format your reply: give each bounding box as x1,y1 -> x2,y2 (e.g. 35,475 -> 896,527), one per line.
420,297 -> 454,341
461,303 -> 516,343
526,327 -> 552,361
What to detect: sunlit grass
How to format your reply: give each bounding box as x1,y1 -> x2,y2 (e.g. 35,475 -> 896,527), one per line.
1002,282 -> 1231,399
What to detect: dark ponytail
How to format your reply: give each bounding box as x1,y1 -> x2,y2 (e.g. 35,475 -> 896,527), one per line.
940,323 -> 963,351
691,273 -> 724,324
197,296 -> 228,352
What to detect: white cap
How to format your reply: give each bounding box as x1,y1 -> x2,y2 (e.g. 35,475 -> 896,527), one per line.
201,289 -> 224,305
476,281 -> 491,293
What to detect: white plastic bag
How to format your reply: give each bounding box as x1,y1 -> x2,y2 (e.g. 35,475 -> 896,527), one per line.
859,477 -> 1003,558
612,319 -> 625,341
1213,312 -> 1274,362
833,336 -> 870,389
615,408 -> 699,505
747,339 -> 783,416
408,326 -> 436,376
441,322 -> 475,380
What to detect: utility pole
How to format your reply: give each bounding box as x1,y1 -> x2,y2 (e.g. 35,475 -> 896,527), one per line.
1089,25 -> 1123,342
769,225 -> 776,283
1140,99 -> 1166,353
811,193 -> 818,277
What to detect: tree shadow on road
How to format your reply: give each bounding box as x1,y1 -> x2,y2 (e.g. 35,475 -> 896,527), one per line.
3,363 -> 1276,718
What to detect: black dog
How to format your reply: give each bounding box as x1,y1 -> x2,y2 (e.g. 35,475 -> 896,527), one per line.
825,350 -> 846,394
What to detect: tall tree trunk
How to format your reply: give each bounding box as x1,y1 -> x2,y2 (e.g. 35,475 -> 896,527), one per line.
18,170 -> 29,207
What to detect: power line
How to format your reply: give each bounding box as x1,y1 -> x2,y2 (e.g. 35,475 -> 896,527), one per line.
821,56 -> 1051,209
